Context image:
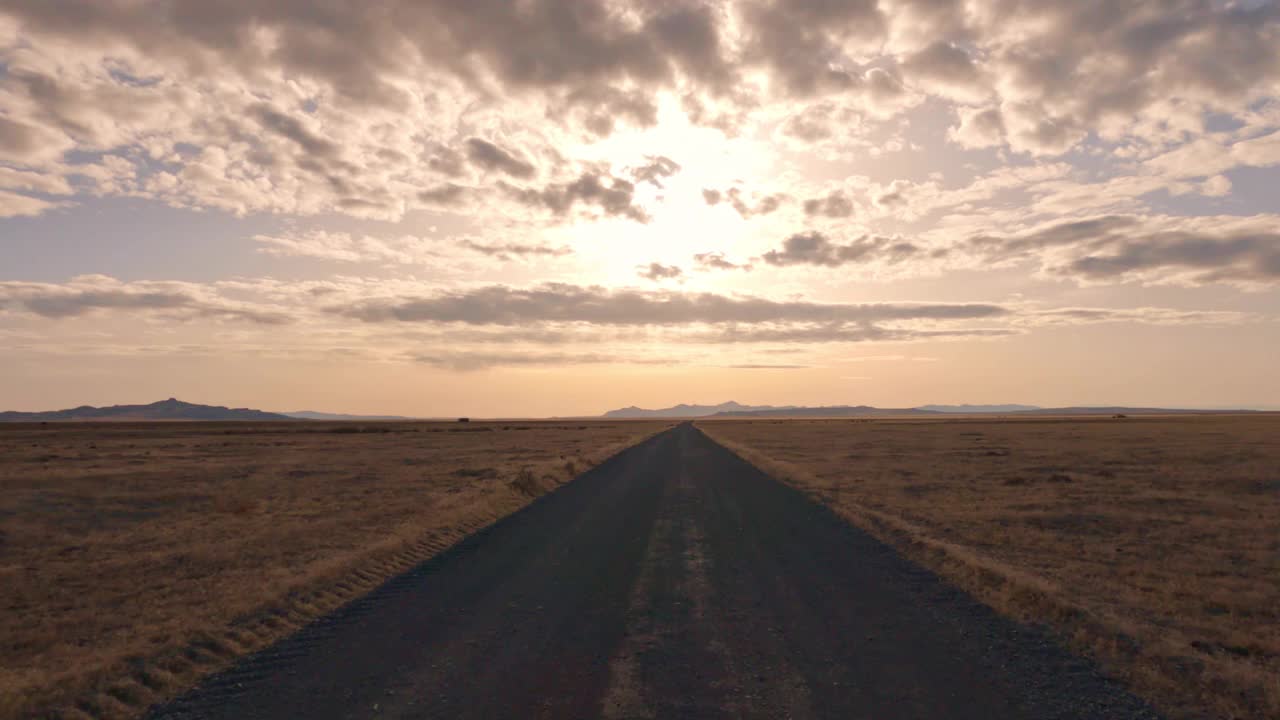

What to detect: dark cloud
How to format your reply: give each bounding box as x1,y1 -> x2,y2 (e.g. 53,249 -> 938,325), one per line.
0,280 -> 292,324
502,172 -> 649,223
334,282 -> 1007,326
637,263 -> 683,281
902,41 -> 986,98
762,232 -> 920,267
875,188 -> 908,208
987,1 -> 1280,152
739,0 -> 887,96
465,138 -> 536,179
775,101 -> 874,149
249,103 -> 339,159
702,323 -> 1014,344
1064,234 -> 1280,285
646,3 -> 736,93
964,215 -> 1280,286
572,87 -> 660,136
1026,307 -> 1247,326
417,183 -> 470,206
707,187 -> 787,218
803,191 -> 855,218
630,155 -> 681,188
0,1 -> 734,124
693,251 -> 752,272
425,145 -> 466,177
459,239 -> 572,260
0,116 -> 56,162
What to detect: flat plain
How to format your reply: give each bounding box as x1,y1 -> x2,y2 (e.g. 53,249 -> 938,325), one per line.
698,414 -> 1280,720
0,419 -> 671,720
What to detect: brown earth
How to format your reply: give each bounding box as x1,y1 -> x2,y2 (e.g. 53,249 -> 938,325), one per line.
697,414 -> 1280,720
0,419 -> 671,719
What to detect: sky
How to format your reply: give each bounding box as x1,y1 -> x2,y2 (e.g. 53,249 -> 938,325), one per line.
1,0 -> 1279,416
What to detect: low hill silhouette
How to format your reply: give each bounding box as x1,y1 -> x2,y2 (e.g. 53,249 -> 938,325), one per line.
0,398 -> 293,422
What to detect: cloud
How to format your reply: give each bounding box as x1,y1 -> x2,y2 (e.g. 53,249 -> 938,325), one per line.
637,263 -> 683,281
465,138 -> 536,179
0,165 -> 73,195
700,323 -> 1014,344
1,275 -> 1254,374
902,41 -> 989,102
1146,129 -> 1280,179
948,106 -> 1006,149
963,214 -> 1280,287
249,103 -> 340,159
0,276 -> 293,324
1023,306 -> 1251,326
254,231 -> 434,264
253,231 -> 571,264
739,0 -> 888,97
1201,175 -> 1232,197
502,172 -> 649,223
417,183 -> 471,207
775,102 -> 867,149
0,189 -> 60,217
693,251 -> 752,272
761,232 -> 920,267
1,0 -> 1277,228
458,239 -> 572,260
334,282 -> 1009,326
803,191 -> 855,218
0,114 -> 72,163
705,186 -> 787,218
630,155 -> 681,188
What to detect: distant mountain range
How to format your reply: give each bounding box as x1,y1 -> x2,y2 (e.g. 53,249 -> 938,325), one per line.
602,401 -> 968,418
1,398 -> 1259,423
918,404 -> 1041,413
283,411 -> 420,421
0,398 -> 293,422
602,402 -> 1258,418
712,405 -> 937,418
602,401 -> 796,418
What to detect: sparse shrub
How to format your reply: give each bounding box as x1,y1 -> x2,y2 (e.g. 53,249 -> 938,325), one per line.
509,467 -> 543,497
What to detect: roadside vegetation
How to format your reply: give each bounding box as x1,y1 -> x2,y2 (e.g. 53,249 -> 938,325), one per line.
698,415 -> 1280,720
0,420 -> 671,720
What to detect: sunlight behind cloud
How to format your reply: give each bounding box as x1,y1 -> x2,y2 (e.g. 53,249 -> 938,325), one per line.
0,0 -> 1277,414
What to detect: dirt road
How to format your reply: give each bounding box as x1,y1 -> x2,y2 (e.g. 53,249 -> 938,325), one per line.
150,424 -> 1159,719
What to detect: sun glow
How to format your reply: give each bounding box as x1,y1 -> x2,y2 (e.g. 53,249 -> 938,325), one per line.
559,94 -> 780,284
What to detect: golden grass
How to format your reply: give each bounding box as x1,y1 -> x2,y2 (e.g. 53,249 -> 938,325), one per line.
0,419 -> 671,720
698,415 -> 1280,720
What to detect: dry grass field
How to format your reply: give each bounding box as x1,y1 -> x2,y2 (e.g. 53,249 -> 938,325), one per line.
698,415 -> 1280,720
0,419 -> 671,720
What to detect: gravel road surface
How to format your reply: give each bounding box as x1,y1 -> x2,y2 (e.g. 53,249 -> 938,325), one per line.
149,423 -> 1159,719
